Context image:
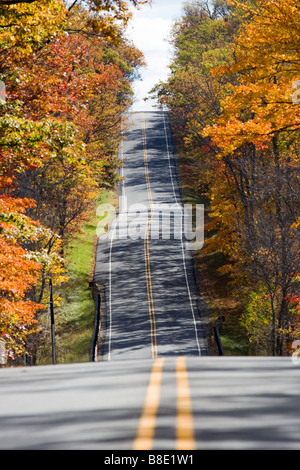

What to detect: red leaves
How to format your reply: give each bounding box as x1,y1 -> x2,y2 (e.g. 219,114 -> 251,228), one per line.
0,0 -> 146,360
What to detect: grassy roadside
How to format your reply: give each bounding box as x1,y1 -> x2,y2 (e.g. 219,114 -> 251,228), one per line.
37,190 -> 117,364
175,142 -> 249,356
37,131 -> 249,363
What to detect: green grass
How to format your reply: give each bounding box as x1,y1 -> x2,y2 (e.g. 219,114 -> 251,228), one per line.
56,220 -> 98,364
37,190 -> 116,364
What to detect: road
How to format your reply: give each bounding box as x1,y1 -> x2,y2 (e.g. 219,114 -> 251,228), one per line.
0,357 -> 300,450
1,112 -> 300,451
94,111 -> 207,360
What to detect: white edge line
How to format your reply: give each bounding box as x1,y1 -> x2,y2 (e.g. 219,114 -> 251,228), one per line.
108,127 -> 126,361
162,112 -> 202,356
108,218 -> 116,361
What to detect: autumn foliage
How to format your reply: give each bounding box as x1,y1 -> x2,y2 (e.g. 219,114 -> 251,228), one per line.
0,0 -> 148,360
154,0 -> 300,355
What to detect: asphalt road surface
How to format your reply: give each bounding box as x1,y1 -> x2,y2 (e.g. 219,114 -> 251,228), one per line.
94,111 -> 207,360
1,357 -> 300,450
1,112 -> 300,451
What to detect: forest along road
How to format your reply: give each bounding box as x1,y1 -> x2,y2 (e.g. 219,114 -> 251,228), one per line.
1,113 -> 300,451
94,111 -> 208,360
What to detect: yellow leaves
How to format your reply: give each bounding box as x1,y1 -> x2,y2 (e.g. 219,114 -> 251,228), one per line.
65,0 -> 151,43
217,264 -> 234,275
203,0 -> 300,158
0,0 -> 66,55
0,0 -> 148,361
291,218 -> 300,230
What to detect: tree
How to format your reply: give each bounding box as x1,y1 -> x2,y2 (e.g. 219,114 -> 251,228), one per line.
0,193 -> 44,358
0,0 -> 147,360
154,0 -> 300,355
203,0 -> 300,354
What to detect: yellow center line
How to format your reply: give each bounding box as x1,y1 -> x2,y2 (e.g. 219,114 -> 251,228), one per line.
133,356 -> 196,450
133,357 -> 165,450
141,112 -> 157,359
176,356 -> 196,450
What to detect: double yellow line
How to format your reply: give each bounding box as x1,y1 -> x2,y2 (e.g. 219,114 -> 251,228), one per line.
133,356 -> 196,450
141,113 -> 158,359
136,116 -> 195,449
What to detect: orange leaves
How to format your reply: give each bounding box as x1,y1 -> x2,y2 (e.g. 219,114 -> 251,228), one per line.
0,298 -> 41,359
204,0 -> 300,158
154,0 -> 300,354
0,240 -> 40,298
0,196 -> 41,290
0,195 -> 44,357
0,0 -> 147,362
9,32 -> 125,128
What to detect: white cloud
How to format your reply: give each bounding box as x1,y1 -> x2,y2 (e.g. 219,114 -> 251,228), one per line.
126,1 -> 184,111
129,17 -> 173,51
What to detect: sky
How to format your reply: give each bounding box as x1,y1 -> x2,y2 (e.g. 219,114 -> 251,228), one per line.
126,0 -> 185,111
